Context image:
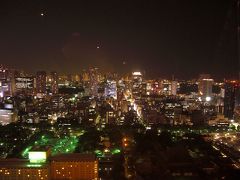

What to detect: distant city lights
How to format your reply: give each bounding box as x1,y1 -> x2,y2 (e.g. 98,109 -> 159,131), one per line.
132,72 -> 142,76
206,96 -> 211,102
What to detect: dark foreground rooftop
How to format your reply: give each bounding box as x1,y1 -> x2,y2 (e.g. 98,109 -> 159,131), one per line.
0,159 -> 49,168
50,153 -> 96,162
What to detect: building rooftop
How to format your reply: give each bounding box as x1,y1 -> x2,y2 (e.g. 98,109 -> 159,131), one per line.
50,153 -> 96,162
30,145 -> 51,152
0,159 -> 49,169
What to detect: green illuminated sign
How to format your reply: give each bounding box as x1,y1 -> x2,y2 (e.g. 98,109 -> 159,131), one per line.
94,150 -> 103,157
112,149 -> 121,154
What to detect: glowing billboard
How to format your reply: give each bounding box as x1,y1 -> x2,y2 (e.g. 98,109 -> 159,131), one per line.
28,151 -> 47,163
132,72 -> 142,76
15,77 -> 34,89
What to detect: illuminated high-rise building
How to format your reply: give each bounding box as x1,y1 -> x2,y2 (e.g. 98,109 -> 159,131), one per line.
36,71 -> 47,94
66,74 -> 80,84
0,65 -> 14,96
131,71 -> 143,98
14,76 -> 34,94
0,108 -> 16,125
104,80 -> 117,99
224,81 -> 240,119
58,75 -> 69,86
72,74 -> 81,82
82,70 -> 90,82
161,80 -> 171,95
89,68 -> 99,96
50,71 -> 58,94
199,79 -> 213,100
0,81 -> 6,98
0,65 -> 8,80
171,81 -> 178,95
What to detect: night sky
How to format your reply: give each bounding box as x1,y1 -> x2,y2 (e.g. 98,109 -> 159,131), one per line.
0,0 -> 238,79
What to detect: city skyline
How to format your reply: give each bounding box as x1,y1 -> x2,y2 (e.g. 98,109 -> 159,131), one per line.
1,1 -> 240,179
0,0 -> 239,79
1,64 -> 239,82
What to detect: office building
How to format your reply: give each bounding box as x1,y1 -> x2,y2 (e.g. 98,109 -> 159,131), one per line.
0,159 -> 49,180
0,65 -> 8,80
171,81 -> 178,95
14,76 -> 34,94
0,108 -> 16,125
131,71 -> 143,98
199,79 -> 213,100
89,68 -> 99,96
0,152 -> 98,180
50,154 -> 98,180
50,72 -> 58,94
36,71 -> 47,94
224,81 -> 240,119
105,80 -> 117,99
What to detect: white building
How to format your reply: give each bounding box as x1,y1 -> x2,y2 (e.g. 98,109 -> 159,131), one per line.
0,109 -> 14,125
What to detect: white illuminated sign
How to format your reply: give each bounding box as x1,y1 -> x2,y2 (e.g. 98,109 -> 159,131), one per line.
15,77 -> 33,89
132,72 -> 142,76
28,151 -> 47,163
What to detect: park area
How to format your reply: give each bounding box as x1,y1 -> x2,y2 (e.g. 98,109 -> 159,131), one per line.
21,135 -> 79,158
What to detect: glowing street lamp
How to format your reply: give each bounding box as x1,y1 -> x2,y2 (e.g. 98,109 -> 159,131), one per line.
206,96 -> 211,102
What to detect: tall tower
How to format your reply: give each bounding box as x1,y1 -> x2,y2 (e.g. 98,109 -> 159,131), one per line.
50,71 -> 58,94
199,78 -> 214,100
36,71 -> 46,94
89,68 -> 99,96
224,81 -> 240,119
131,71 -> 143,98
171,81 -> 178,96
0,65 -> 8,80
104,80 -> 117,99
